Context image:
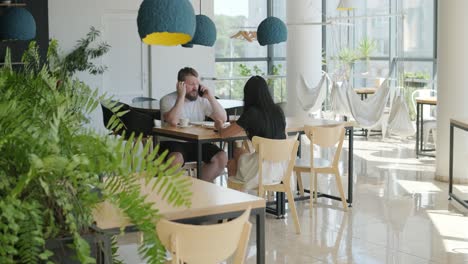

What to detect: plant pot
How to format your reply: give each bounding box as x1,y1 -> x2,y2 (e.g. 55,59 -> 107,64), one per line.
404,80 -> 427,88
45,227 -> 112,264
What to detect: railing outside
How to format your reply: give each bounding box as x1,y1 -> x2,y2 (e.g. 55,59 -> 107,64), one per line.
202,75 -> 287,103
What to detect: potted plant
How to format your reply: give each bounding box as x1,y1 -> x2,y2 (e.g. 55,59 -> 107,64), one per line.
404,71 -> 430,88
0,39 -> 191,263
337,38 -> 376,79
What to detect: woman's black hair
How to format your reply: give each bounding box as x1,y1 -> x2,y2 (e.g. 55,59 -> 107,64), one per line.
243,75 -> 284,117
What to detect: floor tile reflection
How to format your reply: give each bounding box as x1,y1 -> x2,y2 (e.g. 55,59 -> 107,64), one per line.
116,137 -> 468,264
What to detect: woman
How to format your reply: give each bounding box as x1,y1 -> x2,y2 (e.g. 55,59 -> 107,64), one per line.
215,76 -> 287,189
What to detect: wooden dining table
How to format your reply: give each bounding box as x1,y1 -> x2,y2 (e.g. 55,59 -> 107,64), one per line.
93,177 -> 266,263
354,87 -> 377,100
153,117 -> 355,214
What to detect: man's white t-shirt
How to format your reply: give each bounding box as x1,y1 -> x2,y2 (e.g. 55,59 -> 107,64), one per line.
160,91 -> 213,124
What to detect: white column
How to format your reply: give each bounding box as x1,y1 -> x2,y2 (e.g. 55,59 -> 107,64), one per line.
436,0 -> 468,183
285,0 -> 323,117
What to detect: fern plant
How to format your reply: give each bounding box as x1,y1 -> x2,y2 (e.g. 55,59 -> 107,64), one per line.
0,40 -> 192,263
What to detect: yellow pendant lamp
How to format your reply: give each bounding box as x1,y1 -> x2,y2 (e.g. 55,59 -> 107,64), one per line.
137,0 -> 196,46
337,0 -> 355,11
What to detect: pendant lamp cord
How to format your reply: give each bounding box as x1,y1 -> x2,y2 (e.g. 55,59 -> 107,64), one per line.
199,0 -> 201,15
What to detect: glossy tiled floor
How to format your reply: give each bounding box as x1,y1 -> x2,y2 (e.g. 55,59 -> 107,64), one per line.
116,136 -> 468,264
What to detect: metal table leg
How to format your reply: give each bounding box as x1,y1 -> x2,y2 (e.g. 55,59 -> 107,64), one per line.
196,141 -> 202,179
256,210 -> 265,264
348,127 -> 354,206
416,102 -> 420,157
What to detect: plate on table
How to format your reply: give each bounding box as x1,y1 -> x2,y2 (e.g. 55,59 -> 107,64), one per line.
190,121 -> 205,126
202,122 -> 230,130
177,124 -> 193,128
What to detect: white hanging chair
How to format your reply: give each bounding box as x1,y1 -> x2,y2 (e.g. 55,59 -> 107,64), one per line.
296,71 -> 331,112
387,88 -> 416,137
345,78 -> 392,128
330,80 -> 352,116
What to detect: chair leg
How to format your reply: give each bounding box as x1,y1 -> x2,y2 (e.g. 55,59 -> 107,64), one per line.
334,169 -> 348,211
309,175 -> 314,211
296,171 -> 304,196
285,189 -> 301,234
314,172 -> 318,203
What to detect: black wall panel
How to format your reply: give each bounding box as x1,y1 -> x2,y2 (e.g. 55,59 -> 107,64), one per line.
0,0 -> 49,64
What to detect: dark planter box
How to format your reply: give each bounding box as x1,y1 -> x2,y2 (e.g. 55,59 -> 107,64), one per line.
45,227 -> 112,264
404,80 -> 427,88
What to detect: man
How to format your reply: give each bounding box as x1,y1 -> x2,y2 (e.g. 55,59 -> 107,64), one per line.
159,67 -> 228,182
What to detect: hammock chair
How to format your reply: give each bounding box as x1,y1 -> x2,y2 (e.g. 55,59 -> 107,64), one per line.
330,81 -> 352,116
296,71 -> 331,112
387,88 -> 416,137
345,78 -> 392,128
329,60 -> 397,129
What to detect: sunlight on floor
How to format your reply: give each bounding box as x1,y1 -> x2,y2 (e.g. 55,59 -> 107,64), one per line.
397,179 -> 442,193
426,210 -> 468,262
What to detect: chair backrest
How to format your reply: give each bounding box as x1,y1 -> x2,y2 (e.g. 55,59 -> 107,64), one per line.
131,96 -> 157,103
101,101 -> 153,139
101,101 -> 130,134
411,89 -> 437,117
252,136 -> 299,187
121,108 -> 154,139
156,207 -> 252,264
304,124 -> 346,168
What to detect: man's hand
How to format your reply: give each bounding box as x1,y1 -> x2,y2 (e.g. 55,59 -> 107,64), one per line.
199,84 -> 212,99
176,81 -> 186,99
214,119 -> 225,132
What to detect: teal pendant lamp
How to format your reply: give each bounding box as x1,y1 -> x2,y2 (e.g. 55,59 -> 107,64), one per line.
182,0 -> 217,48
0,7 -> 36,40
137,0 -> 196,46
182,14 -> 217,48
257,17 -> 287,46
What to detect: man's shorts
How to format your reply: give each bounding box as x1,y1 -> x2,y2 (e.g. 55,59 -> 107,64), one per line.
158,141 -> 224,164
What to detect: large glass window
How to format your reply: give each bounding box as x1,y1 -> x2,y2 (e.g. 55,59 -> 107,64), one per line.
402,0 -> 435,57
214,0 -> 286,102
214,0 -> 267,59
214,0 -> 436,101
324,0 -> 436,90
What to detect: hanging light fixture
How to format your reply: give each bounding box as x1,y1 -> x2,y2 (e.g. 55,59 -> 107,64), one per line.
137,0 -> 196,46
182,1 -> 217,48
182,15 -> 217,48
257,17 -> 287,46
337,0 -> 355,11
0,6 -> 36,40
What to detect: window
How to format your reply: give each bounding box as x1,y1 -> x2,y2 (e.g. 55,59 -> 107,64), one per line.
324,0 -> 437,89
214,0 -> 286,102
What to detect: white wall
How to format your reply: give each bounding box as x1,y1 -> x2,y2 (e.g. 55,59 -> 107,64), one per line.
48,0 -> 215,130
436,0 -> 468,183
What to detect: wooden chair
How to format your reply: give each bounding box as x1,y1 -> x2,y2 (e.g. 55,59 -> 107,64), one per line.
156,207 -> 252,264
294,124 -> 348,211
228,136 -> 301,234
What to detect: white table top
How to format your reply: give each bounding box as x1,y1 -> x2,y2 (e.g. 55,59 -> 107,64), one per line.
93,177 -> 265,230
